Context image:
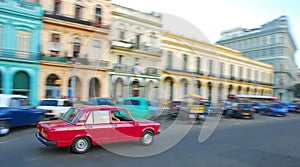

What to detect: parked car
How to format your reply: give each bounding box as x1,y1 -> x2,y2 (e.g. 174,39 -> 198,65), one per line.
0,94 -> 46,136
227,103 -> 254,119
118,97 -> 152,119
260,103 -> 288,116
35,105 -> 160,154
87,97 -> 114,105
167,101 -> 187,118
37,98 -> 73,120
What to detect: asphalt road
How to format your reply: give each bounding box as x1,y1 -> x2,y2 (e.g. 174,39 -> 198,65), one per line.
1,113 -> 300,167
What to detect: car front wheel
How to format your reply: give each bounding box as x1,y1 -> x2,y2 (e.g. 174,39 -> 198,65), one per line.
0,121 -> 10,136
140,130 -> 154,146
71,137 -> 91,154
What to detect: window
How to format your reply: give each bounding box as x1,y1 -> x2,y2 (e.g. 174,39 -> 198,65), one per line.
209,59 -> 213,75
119,30 -> 125,40
167,51 -> 173,69
239,67 -> 243,79
75,4 -> 83,20
220,62 -> 224,77
230,64 -> 234,78
134,57 -> 140,65
17,31 -> 30,54
263,36 -> 267,45
135,34 -> 141,49
254,70 -> 259,82
86,110 -> 110,124
183,54 -> 188,71
118,55 -> 124,64
73,38 -> 81,57
50,34 -> 61,56
149,32 -> 157,47
197,57 -> 201,73
95,5 -> 102,24
123,100 -> 140,105
54,1 -> 61,14
247,68 -> 251,80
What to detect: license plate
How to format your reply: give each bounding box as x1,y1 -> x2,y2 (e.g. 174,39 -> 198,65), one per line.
243,113 -> 250,115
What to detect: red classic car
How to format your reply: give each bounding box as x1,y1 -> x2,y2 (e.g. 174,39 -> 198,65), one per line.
35,105 -> 160,154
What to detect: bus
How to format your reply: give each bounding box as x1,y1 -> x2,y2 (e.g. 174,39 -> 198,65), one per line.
227,94 -> 278,103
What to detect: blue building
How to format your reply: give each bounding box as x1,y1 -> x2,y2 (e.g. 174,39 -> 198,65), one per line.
217,16 -> 298,102
0,0 -> 43,105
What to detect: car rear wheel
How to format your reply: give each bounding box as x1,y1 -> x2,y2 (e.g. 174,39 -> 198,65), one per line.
71,137 -> 91,154
0,121 -> 10,136
140,130 -> 154,146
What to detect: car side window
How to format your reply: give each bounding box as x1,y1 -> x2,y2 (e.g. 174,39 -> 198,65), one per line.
64,101 -> 73,106
85,110 -> 110,124
112,110 -> 133,121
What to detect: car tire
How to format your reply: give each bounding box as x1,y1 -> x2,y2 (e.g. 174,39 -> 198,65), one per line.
71,137 -> 91,154
0,121 -> 10,136
140,130 -> 154,146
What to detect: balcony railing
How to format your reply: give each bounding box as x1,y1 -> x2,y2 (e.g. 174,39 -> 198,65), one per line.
41,55 -> 109,69
0,48 -> 39,61
112,64 -> 160,76
44,11 -> 110,29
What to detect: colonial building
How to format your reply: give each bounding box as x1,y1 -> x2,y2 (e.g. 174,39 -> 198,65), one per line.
161,32 -> 274,104
0,0 -> 43,105
216,16 -> 298,102
38,0 -> 111,101
109,4 -> 162,101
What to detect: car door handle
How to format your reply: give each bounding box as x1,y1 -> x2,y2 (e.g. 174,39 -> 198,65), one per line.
87,125 -> 93,129
113,124 -> 118,127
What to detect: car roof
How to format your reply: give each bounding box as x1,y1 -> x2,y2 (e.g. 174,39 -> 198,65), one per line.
41,98 -> 71,101
75,105 -> 126,112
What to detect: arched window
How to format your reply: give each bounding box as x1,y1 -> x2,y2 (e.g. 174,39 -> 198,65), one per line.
75,2 -> 83,20
89,78 -> 100,98
54,0 -> 61,14
13,71 -> 30,96
95,4 -> 102,24
46,74 -> 60,98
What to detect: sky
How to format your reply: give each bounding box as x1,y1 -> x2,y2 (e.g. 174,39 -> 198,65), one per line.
111,0 -> 300,67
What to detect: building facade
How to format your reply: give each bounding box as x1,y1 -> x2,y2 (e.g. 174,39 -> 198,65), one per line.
109,4 -> 162,101
38,0 -> 111,102
217,16 -> 298,102
0,0 -> 43,105
161,32 -> 274,104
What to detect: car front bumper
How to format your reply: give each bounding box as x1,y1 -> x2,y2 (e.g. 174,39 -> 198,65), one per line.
35,132 -> 57,147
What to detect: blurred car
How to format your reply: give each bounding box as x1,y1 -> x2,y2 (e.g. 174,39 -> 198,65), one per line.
35,105 -> 160,154
147,100 -> 158,118
0,94 -> 46,136
227,103 -> 254,119
252,101 -> 267,113
167,101 -> 187,118
37,98 -> 73,120
260,103 -> 288,116
221,101 -> 232,115
87,97 -> 114,105
280,101 -> 296,112
118,97 -> 152,119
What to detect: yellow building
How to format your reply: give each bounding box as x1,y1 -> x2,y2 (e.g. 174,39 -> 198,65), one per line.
161,32 -> 274,104
38,0 -> 111,101
109,4 -> 162,100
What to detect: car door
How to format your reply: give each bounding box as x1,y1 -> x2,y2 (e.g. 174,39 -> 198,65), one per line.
111,110 -> 138,141
9,98 -> 32,126
84,110 -> 113,143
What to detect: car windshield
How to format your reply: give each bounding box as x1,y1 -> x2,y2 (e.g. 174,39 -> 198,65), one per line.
272,104 -> 284,108
238,104 -> 252,108
61,108 -> 82,123
40,100 -> 58,106
171,102 -> 186,106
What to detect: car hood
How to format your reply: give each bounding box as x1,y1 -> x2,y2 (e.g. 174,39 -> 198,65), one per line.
38,119 -> 71,129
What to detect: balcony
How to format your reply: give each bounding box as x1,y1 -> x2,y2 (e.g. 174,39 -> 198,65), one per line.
112,64 -> 160,76
165,66 -> 196,74
0,48 -> 39,61
44,11 -> 110,29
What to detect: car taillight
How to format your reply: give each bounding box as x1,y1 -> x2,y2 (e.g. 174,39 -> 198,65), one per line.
47,110 -> 53,113
271,108 -> 275,111
237,108 -> 242,112
250,109 -> 255,112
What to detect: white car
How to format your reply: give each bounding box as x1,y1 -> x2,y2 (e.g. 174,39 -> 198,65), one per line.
37,99 -> 73,120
